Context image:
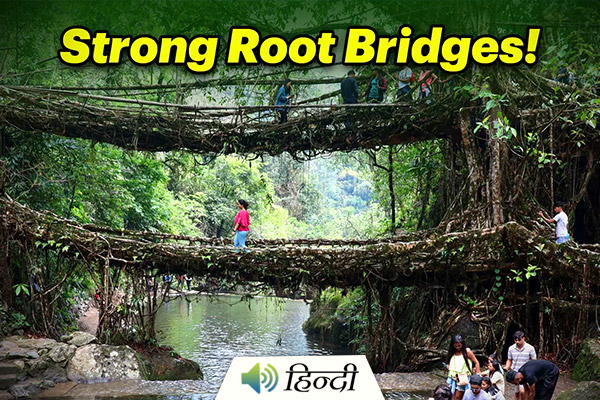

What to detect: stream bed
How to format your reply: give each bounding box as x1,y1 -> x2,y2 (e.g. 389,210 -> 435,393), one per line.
40,294 -> 430,399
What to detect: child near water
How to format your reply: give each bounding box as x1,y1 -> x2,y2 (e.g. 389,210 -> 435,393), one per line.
482,376 -> 506,400
428,384 -> 452,400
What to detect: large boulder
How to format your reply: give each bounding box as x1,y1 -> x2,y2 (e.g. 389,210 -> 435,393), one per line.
66,344 -> 143,383
137,348 -> 203,381
46,343 -> 77,365
572,338 -> 600,381
556,381 -> 600,400
66,331 -> 97,347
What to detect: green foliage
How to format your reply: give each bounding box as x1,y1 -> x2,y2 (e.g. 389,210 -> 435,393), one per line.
0,311 -> 30,335
458,293 -> 479,307
303,287 -> 370,351
365,143 -> 442,232
509,264 -> 541,283
13,283 -> 29,297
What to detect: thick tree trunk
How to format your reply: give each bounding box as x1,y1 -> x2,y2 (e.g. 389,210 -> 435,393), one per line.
459,110 -> 484,206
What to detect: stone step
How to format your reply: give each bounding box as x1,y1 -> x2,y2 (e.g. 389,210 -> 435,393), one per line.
0,374 -> 17,390
0,362 -> 21,375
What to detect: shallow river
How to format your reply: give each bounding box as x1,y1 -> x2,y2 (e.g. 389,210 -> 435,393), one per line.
151,294 -> 425,399
46,294 -> 428,399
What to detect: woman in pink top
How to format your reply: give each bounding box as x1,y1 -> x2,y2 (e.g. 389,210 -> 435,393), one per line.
232,199 -> 250,252
418,68 -> 438,101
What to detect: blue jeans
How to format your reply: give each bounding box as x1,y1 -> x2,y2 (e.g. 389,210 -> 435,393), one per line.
396,86 -> 410,100
556,235 -> 569,244
446,376 -> 470,394
234,230 -> 249,252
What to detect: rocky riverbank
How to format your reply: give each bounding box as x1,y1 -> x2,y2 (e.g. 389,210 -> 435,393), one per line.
0,332 -> 202,398
556,338 -> 600,400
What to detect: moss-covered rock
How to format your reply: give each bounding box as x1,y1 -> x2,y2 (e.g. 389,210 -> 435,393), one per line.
303,288 -> 347,345
137,346 -> 203,381
303,288 -> 365,348
555,381 -> 600,400
572,338 -> 600,382
66,344 -> 142,383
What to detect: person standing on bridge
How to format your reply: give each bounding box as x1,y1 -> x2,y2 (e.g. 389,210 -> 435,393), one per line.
396,65 -> 414,101
364,67 -> 387,103
232,199 -> 250,252
275,79 -> 295,123
538,202 -> 569,244
341,70 -> 359,104
418,68 -> 438,103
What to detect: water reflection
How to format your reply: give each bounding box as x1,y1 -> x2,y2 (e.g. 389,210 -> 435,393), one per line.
154,295 -> 337,394
45,295 -> 426,399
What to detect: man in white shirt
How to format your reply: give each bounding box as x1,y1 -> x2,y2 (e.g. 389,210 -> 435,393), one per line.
538,201 -> 569,244
396,66 -> 413,101
504,331 -> 537,400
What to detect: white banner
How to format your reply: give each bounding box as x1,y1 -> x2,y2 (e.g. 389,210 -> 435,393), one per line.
216,355 -> 384,399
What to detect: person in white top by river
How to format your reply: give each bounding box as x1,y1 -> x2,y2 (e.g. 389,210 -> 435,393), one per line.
504,331 -> 536,400
538,201 -> 569,244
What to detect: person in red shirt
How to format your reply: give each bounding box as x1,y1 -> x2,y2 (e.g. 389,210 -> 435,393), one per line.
232,199 -> 250,252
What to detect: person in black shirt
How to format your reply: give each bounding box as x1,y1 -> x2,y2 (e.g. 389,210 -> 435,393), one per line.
505,360 -> 559,400
341,70 -> 359,104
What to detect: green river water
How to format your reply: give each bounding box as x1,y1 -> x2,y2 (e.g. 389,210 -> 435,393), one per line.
46,294 -> 429,399
151,294 -> 426,399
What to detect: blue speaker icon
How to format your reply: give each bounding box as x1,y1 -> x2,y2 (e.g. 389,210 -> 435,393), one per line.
241,362 -> 278,394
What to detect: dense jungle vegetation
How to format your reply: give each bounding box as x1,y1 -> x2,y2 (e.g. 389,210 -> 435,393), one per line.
0,1 -> 599,370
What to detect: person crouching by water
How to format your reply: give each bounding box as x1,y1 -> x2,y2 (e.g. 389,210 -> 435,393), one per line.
232,199 -> 250,252
446,334 -> 481,399
505,360 -> 559,400
275,79 -> 295,123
